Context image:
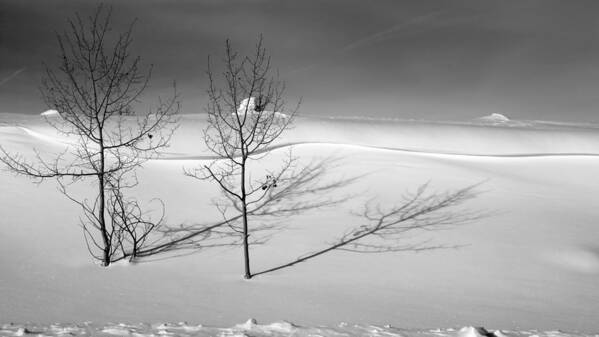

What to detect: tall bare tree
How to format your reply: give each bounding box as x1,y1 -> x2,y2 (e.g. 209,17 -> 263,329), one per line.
186,36 -> 353,279
0,5 -> 179,266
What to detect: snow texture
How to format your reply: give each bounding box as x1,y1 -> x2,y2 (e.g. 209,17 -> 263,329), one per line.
0,323 -> 594,337
0,113 -> 598,332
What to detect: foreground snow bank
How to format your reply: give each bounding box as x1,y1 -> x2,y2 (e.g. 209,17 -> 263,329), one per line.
0,322 -> 593,337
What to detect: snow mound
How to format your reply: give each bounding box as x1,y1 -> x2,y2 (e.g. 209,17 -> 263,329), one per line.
494,331 -> 509,337
238,97 -> 257,113
235,318 -> 258,330
477,113 -> 510,124
470,113 -> 533,127
234,319 -> 297,334
151,322 -> 203,334
237,97 -> 289,119
14,328 -> 29,336
261,321 -> 297,333
40,109 -> 59,117
458,326 -> 501,337
101,327 -> 133,335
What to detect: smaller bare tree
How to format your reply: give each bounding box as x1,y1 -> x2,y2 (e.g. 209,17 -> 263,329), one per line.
185,36 -> 360,279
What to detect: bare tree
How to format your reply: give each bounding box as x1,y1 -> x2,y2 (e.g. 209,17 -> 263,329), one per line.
0,5 -> 179,266
252,182 -> 484,278
186,36 -> 361,279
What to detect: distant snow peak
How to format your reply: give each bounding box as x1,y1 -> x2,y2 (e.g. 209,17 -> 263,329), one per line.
40,109 -> 59,117
478,113 -> 510,124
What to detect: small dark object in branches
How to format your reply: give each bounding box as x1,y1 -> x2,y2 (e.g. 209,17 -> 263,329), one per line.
261,175 -> 277,190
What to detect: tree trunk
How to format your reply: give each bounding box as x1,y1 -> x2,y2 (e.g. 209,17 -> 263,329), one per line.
242,203 -> 251,279
241,159 -> 251,279
130,242 -> 137,262
98,144 -> 111,266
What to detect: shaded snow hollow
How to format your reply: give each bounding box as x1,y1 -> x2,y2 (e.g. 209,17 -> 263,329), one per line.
0,322 -> 592,337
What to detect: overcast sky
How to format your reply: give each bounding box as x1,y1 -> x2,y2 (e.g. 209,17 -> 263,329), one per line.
2,0 -> 599,122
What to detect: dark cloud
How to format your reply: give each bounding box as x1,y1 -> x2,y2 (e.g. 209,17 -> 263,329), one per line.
1,0 -> 599,122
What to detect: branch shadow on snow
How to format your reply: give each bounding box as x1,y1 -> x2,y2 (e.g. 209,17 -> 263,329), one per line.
133,160 -> 488,277
135,155 -> 362,261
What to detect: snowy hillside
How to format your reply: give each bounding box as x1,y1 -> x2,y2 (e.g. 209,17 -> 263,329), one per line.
0,113 -> 598,332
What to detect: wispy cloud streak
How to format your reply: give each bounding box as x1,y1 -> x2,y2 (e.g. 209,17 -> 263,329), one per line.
287,11 -> 442,75
0,67 -> 26,87
341,11 -> 442,52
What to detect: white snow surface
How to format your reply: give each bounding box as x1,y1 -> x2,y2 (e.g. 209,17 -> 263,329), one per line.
1,113 -> 599,332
